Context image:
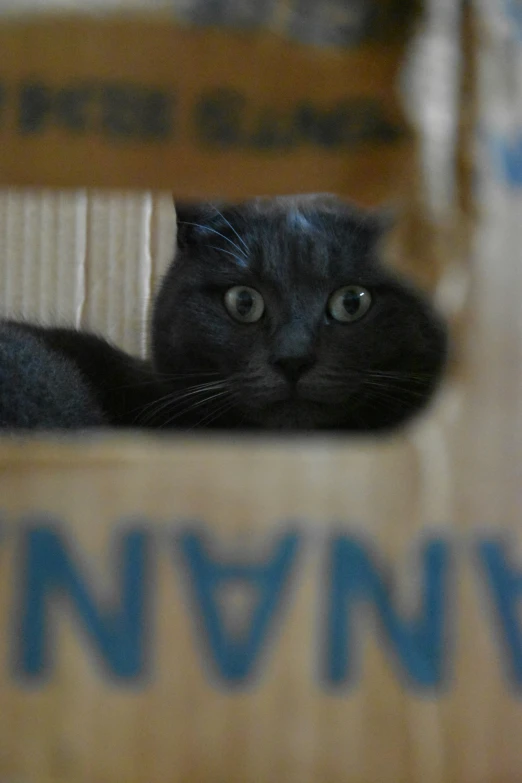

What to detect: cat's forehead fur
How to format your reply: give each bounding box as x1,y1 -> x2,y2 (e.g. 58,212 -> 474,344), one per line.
176,193 -> 389,285
177,193 -> 385,230
221,193 -> 381,226
249,193 -> 357,214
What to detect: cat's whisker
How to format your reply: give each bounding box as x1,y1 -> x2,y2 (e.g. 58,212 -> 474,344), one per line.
210,206 -> 250,254
138,381 -> 223,412
207,245 -> 249,267
154,370 -> 221,381
112,371 -> 221,393
189,397 -> 238,429
362,379 -> 429,399
168,380 -> 227,401
177,221 -> 248,260
360,385 -> 416,403
193,404 -> 235,429
162,388 -> 232,428
359,385 -> 427,409
131,390 -> 177,423
129,380 -> 223,423
137,381 -> 227,424
366,369 -> 435,382
134,395 -> 179,425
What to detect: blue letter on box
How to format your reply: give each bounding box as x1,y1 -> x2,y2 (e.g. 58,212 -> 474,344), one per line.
17,526 -> 149,681
178,531 -> 299,683
488,133 -> 522,187
325,537 -> 449,689
479,539 -> 522,686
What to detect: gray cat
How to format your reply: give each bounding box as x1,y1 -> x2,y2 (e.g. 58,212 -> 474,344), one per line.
0,195 -> 447,432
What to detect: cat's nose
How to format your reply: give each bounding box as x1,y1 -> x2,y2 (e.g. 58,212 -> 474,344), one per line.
272,354 -> 315,383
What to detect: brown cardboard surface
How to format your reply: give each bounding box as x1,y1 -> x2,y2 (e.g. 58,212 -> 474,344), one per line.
0,13 -> 416,204
0,428 -> 478,783
0,372 -> 517,783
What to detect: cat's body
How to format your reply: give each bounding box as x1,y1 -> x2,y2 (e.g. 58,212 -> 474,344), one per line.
0,323 -> 105,429
0,195 -> 448,432
0,322 -> 167,429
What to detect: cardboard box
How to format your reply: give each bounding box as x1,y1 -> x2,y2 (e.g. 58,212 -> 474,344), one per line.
0,4 -> 418,203
0,430 -> 505,783
0,2 -> 486,782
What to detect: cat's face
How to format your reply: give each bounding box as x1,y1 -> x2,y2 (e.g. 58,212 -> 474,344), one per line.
152,195 -> 447,431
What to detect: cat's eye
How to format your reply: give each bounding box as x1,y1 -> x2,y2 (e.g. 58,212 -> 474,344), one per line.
328,286 -> 372,323
224,286 -> 265,323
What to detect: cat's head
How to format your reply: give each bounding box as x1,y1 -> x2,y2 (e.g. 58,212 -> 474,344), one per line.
152,194 -> 448,431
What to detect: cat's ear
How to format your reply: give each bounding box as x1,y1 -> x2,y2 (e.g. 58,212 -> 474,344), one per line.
336,198 -> 397,238
174,200 -> 230,249
174,201 -> 211,249
368,205 -> 398,236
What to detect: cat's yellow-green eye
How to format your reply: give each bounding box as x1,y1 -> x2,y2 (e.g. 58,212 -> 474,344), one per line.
224,286 -> 265,323
328,286 -> 372,323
